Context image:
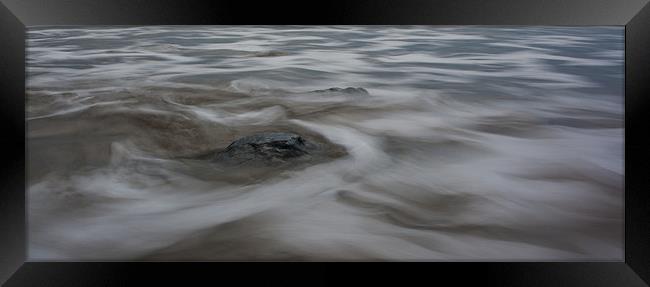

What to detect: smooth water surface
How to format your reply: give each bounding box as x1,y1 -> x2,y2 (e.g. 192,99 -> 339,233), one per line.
27,26 -> 624,260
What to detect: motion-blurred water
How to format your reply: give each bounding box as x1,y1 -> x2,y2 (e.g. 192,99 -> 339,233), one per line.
27,26 -> 624,260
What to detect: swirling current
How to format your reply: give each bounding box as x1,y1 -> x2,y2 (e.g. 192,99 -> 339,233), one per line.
27,26 -> 624,260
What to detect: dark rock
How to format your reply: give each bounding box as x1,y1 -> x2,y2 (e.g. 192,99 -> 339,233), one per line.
214,132 -> 317,166
252,50 -> 288,57
310,87 -> 369,95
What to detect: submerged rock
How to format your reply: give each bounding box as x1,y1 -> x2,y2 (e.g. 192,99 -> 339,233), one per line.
310,87 -> 369,95
214,132 -> 317,166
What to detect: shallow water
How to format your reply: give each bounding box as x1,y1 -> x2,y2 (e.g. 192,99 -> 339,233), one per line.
27,26 -> 624,260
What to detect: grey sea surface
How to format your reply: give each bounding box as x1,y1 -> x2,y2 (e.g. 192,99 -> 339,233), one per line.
27,26 -> 624,260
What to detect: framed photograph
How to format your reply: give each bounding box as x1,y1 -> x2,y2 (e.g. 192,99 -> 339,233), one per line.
1,0 -> 648,285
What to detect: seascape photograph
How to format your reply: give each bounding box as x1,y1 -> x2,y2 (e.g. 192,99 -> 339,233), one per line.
26,26 -> 624,261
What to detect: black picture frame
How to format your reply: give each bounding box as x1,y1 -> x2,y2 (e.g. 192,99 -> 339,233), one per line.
1,0 -> 648,286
